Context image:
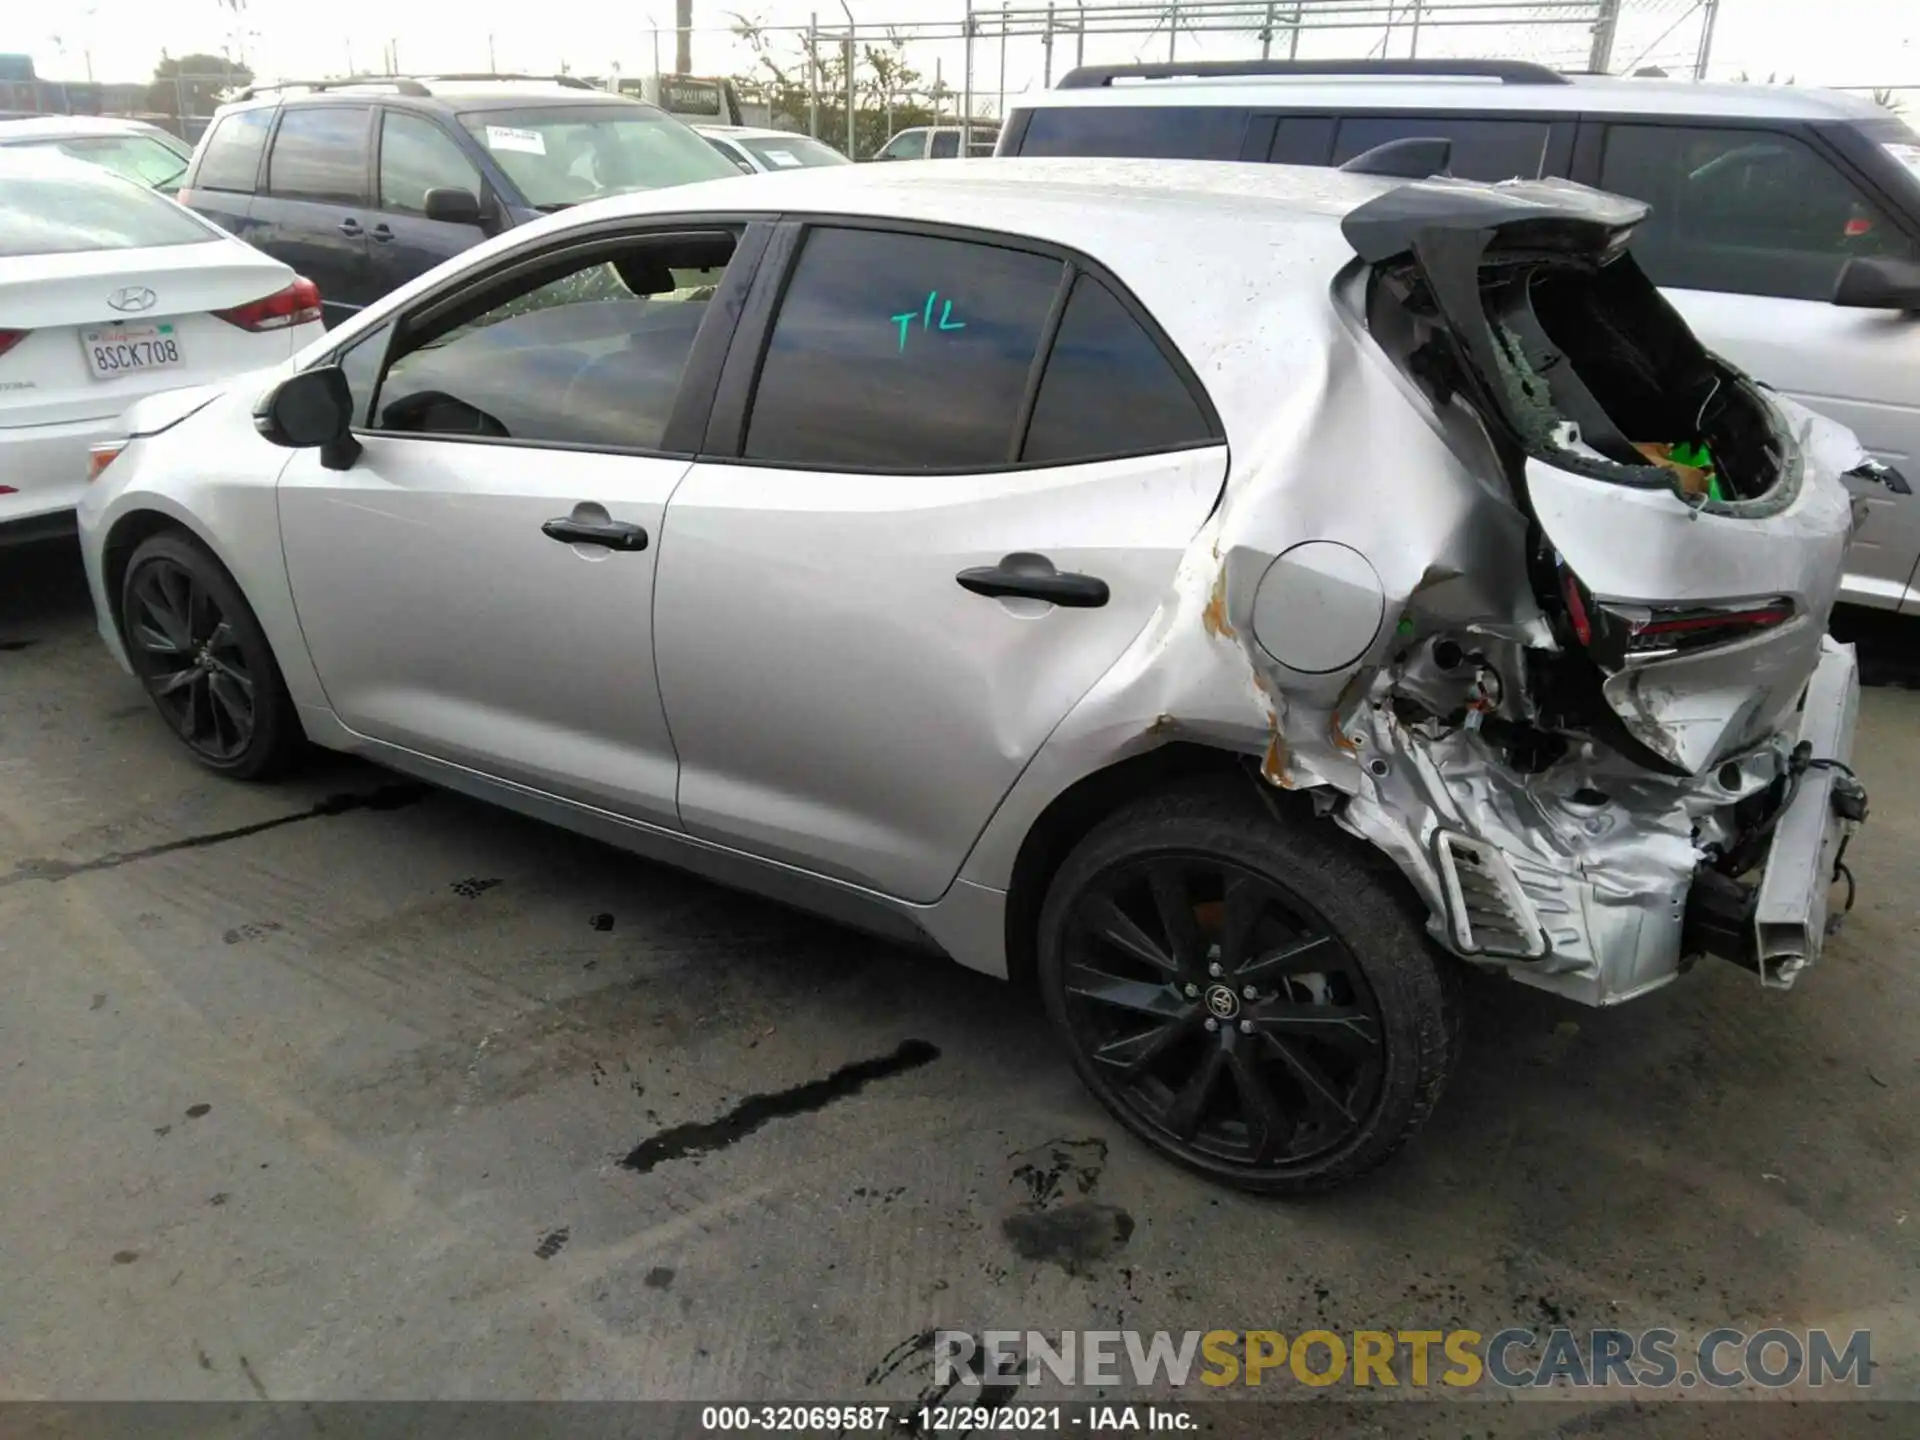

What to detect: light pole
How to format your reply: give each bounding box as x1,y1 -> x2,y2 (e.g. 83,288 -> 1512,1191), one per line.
839,0 -> 856,160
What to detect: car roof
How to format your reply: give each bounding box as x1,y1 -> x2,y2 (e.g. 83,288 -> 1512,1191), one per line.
0,144 -> 138,180
215,80 -> 644,115
0,115 -> 172,142
1013,72 -> 1889,124
575,153 -> 1392,228
696,124 -> 828,142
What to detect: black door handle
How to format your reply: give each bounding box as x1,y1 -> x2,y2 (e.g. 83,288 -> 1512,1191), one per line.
957,552 -> 1109,608
369,222 -> 394,243
337,218 -> 363,237
542,517 -> 649,551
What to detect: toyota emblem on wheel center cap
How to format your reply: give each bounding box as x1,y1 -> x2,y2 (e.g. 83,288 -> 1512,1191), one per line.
108,286 -> 157,313
1203,984 -> 1240,1020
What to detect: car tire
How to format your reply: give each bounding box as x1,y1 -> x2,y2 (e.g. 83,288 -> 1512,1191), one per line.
1037,777 -> 1460,1193
119,530 -> 301,780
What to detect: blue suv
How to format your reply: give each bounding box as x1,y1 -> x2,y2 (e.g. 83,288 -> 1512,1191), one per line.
179,73 -> 739,327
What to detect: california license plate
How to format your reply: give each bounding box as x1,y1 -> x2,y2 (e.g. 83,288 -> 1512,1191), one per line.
82,323 -> 184,380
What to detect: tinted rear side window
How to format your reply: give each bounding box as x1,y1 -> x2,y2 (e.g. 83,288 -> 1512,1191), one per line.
1019,105 -> 1250,160
1333,115 -> 1552,181
193,107 -> 273,193
1600,123 -> 1919,302
1022,273 -> 1215,464
930,131 -> 959,158
268,106 -> 370,202
745,226 -> 1064,470
1269,115 -> 1336,166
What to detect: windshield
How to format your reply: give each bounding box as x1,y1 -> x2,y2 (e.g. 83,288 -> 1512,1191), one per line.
460,105 -> 737,208
734,133 -> 847,170
0,166 -> 217,256
20,133 -> 191,190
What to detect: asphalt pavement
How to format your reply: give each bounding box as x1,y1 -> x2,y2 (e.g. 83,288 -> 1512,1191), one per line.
2,537 -> 1916,1436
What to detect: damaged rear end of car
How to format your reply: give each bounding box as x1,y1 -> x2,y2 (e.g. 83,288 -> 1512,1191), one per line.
1328,176 -> 1868,1001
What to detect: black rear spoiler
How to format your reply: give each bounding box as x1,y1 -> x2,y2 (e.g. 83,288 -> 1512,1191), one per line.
1342,176 -> 1649,265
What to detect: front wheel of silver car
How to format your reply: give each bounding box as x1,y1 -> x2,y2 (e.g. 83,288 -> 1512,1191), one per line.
120,531 -> 301,781
1037,780 -> 1460,1193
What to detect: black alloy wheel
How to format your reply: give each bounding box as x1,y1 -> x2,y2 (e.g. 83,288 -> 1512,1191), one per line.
120,532 -> 299,779
1059,853 -> 1386,1170
1039,782 -> 1459,1193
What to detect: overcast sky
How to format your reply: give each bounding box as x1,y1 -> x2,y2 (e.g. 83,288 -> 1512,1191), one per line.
24,0 -> 1919,105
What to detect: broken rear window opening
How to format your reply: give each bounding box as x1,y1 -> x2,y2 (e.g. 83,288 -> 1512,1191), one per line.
1364,226 -> 1791,513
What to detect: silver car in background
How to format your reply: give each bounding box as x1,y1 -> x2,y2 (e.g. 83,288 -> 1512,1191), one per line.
694,124 -> 851,173
75,159 -> 1871,1190
0,115 -> 194,192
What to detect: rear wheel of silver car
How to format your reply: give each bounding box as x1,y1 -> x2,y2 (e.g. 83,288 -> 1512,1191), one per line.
120,532 -> 300,780
1037,780 -> 1460,1193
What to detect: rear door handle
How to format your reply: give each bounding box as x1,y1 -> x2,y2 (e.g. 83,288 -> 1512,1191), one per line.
337,218 -> 364,237
542,517 -> 649,551
956,552 -> 1109,608
369,222 -> 394,243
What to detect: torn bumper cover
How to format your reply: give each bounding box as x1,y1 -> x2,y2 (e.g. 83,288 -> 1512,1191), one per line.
1335,636 -> 1864,1006
1686,638 -> 1865,989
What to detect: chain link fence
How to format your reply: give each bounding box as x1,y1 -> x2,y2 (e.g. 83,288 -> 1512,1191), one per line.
669,0 -> 1726,156
6,72 -> 240,143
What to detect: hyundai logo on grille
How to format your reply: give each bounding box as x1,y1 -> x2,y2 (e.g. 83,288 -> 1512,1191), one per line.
107,287 -> 157,313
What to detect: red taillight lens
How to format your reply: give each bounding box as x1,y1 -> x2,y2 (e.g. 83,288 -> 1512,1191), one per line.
1844,216 -> 1873,238
1561,565 -> 1594,648
0,328 -> 29,359
1625,601 -> 1793,655
214,276 -> 322,332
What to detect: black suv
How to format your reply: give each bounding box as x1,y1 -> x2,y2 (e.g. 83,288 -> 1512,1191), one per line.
178,73 -> 739,326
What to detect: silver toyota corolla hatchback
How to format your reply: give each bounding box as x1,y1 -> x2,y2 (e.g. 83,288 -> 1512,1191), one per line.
78,158 -> 1874,1191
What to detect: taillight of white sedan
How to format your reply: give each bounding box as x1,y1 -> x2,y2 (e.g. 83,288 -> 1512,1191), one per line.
0,148 -> 323,541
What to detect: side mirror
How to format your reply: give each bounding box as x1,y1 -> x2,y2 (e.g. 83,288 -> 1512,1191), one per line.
253,365 -> 362,470
424,186 -> 483,226
1832,255 -> 1920,312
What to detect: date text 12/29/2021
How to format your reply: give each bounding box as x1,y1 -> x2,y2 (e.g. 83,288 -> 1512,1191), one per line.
699,1404 -> 1194,1432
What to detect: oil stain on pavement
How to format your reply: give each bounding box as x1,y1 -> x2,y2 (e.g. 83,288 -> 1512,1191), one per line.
619,1039 -> 940,1175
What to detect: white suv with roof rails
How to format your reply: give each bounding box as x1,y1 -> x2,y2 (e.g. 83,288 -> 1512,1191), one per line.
999,58 -> 1920,617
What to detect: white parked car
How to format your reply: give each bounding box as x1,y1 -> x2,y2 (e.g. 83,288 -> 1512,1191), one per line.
0,114 -> 194,193
999,59 -> 1920,617
695,123 -> 849,173
0,149 -> 324,542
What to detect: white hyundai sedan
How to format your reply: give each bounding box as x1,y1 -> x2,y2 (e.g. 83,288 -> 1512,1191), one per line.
0,149 -> 323,542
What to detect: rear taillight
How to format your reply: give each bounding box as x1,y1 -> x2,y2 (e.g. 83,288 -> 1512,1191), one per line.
214,276 -> 322,332
1619,600 -> 1794,658
0,329 -> 28,360
1557,551 -> 1791,664
1560,565 -> 1594,648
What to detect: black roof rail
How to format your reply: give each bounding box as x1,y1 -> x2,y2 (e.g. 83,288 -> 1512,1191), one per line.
410,72 -> 600,90
232,75 -> 431,101
1055,58 -> 1574,89
232,72 -> 601,103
